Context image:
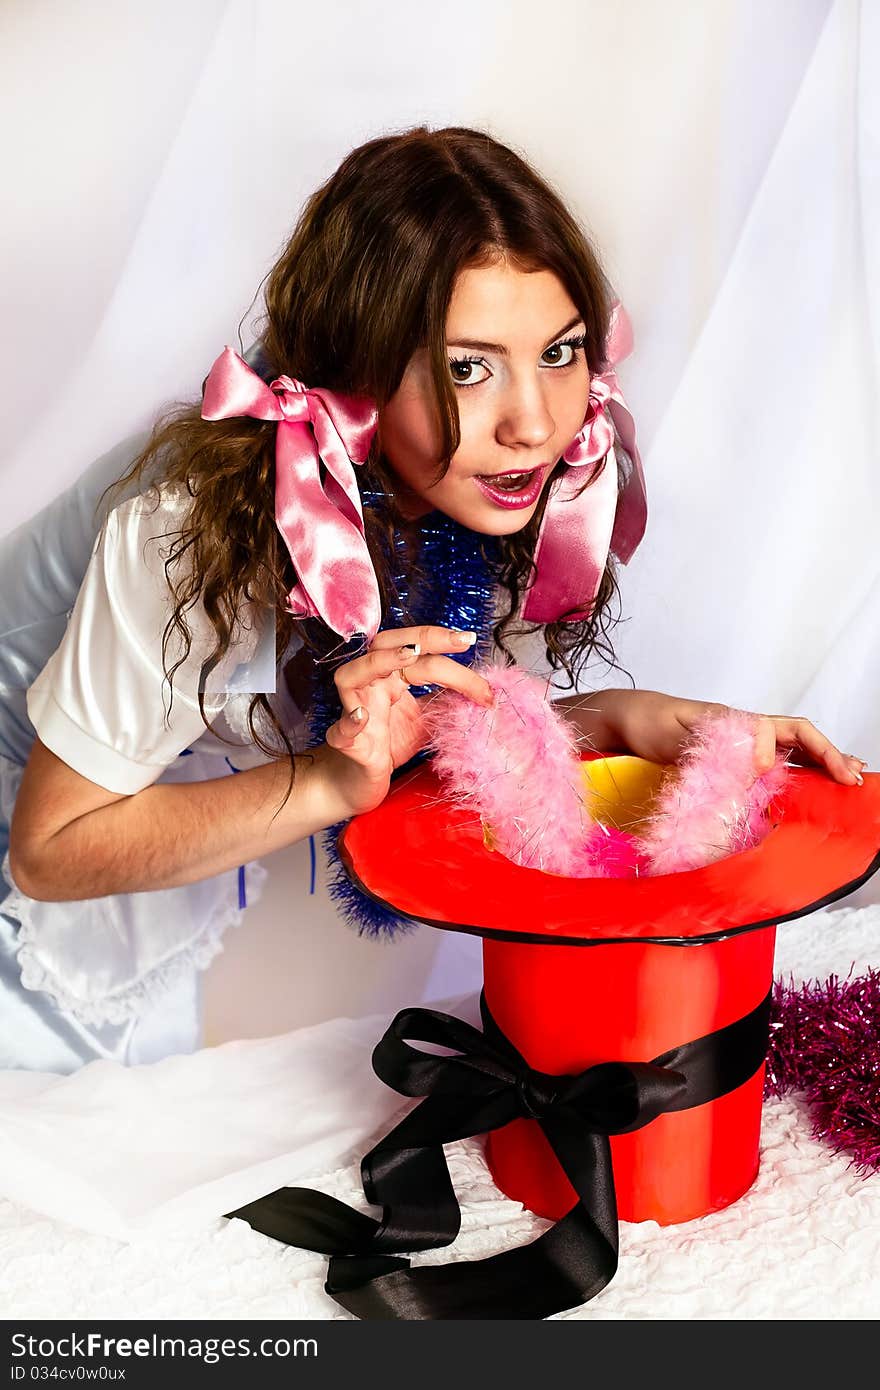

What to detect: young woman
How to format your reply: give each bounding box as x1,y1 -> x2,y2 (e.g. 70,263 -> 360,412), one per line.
2,126 -> 863,1072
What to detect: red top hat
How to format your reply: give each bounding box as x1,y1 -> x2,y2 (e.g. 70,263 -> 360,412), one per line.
340,752 -> 880,1229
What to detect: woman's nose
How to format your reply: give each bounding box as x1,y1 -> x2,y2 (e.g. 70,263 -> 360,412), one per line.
494,378 -> 555,451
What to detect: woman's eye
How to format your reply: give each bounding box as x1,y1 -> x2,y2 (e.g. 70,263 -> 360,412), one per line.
448,357 -> 490,387
542,341 -> 577,367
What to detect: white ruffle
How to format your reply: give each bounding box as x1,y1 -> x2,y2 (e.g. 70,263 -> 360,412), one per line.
0,751 -> 268,1028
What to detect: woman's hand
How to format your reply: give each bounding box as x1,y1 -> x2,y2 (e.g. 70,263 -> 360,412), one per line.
600,688 -> 867,786
319,626 -> 493,817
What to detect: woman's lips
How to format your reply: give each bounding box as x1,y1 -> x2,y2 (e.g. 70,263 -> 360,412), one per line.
472,465 -> 548,510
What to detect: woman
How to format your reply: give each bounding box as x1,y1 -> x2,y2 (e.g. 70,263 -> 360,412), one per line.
2,125 -> 863,1072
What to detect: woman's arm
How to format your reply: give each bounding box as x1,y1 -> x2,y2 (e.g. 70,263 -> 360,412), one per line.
551,688 -> 630,752
557,686 -> 864,784
8,736 -> 355,902
11,625 -> 493,903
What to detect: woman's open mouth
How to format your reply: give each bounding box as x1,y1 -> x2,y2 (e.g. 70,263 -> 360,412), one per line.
473,465 -> 548,510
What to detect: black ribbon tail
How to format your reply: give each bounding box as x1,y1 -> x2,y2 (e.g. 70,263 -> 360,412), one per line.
327,1133 -> 619,1320
228,1186 -> 380,1255
328,1193 -> 618,1321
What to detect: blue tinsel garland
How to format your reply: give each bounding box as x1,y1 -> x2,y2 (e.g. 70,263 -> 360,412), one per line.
305,490 -> 501,938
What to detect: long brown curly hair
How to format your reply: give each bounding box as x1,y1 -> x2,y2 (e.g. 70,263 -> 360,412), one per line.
100,125 -> 633,805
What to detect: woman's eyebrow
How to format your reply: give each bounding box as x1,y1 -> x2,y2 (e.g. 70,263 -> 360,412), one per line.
446,314 -> 585,356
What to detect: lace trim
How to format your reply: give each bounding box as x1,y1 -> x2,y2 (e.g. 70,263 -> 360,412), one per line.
0,752 -> 269,1027
1,849 -> 268,1028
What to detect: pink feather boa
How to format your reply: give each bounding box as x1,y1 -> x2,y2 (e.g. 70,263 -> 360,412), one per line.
423,665 -> 791,877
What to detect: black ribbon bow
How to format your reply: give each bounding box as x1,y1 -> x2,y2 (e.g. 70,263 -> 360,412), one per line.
228,990 -> 771,1320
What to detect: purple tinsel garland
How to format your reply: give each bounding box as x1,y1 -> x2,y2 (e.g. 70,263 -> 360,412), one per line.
766,968 -> 880,1174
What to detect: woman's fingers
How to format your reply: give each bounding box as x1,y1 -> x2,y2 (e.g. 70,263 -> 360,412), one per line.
370,627 -> 487,705
335,631 -> 492,709
333,642 -> 425,713
368,626 -> 478,656
325,705 -> 369,752
750,714 -> 778,773
393,653 -> 493,705
756,714 -> 866,786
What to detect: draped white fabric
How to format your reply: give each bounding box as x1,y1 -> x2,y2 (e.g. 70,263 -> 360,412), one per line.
1,0 -> 876,1044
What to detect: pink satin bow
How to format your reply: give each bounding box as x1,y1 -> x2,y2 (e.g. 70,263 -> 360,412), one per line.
201,347 -> 381,640
520,299 -> 647,623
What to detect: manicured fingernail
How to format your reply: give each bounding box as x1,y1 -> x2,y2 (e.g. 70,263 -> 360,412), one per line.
399,642 -> 420,657
852,769 -> 864,785
351,706 -> 366,724
453,630 -> 477,646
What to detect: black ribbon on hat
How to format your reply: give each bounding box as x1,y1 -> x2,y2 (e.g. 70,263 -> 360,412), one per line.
227,989 -> 771,1320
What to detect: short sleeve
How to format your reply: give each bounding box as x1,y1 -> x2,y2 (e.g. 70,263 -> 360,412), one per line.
26,486 -> 262,794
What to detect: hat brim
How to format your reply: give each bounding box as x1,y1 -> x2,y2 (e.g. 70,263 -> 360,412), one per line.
338,752 -> 880,946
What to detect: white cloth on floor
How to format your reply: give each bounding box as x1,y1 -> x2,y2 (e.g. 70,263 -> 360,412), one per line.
0,990 -> 483,1243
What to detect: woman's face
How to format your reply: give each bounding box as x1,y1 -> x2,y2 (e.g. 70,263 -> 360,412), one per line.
378,260 -> 591,534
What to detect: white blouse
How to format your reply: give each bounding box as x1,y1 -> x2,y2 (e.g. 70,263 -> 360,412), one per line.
25,481 -> 290,791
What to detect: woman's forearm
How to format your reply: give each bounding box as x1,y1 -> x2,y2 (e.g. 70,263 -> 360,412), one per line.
17,692 -> 631,903
552,689 -> 631,752
15,745 -> 353,903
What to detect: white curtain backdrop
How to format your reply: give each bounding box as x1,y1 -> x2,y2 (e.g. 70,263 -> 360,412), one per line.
2,0 -> 876,1042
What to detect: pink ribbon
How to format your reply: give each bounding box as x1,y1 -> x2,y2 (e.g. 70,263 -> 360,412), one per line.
520,299 -> 647,623
201,347 -> 381,641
